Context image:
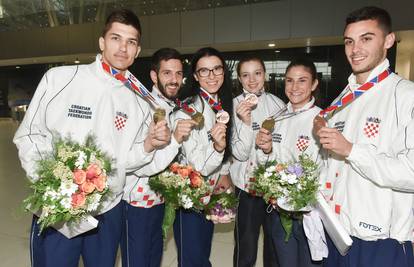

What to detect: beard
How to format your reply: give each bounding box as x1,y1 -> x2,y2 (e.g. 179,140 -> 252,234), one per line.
157,81 -> 180,100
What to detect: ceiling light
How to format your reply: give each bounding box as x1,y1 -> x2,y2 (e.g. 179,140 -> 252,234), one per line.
268,43 -> 276,47
16,66 -> 21,69
74,58 -> 80,64
275,50 -> 281,53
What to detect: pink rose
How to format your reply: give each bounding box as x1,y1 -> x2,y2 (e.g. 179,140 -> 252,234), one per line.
86,163 -> 102,179
79,181 -> 96,194
92,175 -> 107,192
177,167 -> 190,178
73,169 -> 86,185
170,162 -> 180,173
189,172 -> 203,188
71,192 -> 86,208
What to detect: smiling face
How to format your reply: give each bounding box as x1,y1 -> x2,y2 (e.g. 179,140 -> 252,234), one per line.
151,59 -> 183,100
238,60 -> 266,94
344,19 -> 395,84
99,22 -> 141,75
194,55 -> 224,95
284,65 -> 318,111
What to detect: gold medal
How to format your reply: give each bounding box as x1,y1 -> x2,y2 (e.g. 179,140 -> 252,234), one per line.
261,118 -> 275,131
153,108 -> 166,123
191,112 -> 205,128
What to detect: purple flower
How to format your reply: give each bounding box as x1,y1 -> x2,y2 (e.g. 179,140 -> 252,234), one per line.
287,164 -> 303,177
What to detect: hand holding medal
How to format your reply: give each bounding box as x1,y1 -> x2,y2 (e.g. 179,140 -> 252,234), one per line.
153,108 -> 166,124
261,117 -> 275,132
313,115 -> 327,134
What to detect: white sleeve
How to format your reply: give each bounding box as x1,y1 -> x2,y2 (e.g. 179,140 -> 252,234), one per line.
346,119 -> 414,192
125,107 -> 155,172
256,148 -> 276,165
129,137 -> 180,176
231,116 -> 254,162
13,71 -> 54,181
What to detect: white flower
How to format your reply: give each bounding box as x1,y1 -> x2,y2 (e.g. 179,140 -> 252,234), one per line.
181,194 -> 193,209
60,197 -> 72,209
59,180 -> 78,196
280,172 -> 289,182
266,166 -> 276,172
264,172 -> 272,178
53,162 -> 72,181
86,194 -> 102,212
75,151 -> 87,168
287,174 -> 298,185
43,188 -> 59,201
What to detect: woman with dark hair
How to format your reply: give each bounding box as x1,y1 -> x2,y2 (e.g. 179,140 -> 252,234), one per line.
230,56 -> 285,267
256,58 -> 324,267
173,47 -> 233,267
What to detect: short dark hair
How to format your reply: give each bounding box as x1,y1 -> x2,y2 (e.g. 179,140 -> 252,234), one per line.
285,58 -> 317,81
345,6 -> 392,34
102,9 -> 142,42
151,48 -> 182,73
236,56 -> 266,77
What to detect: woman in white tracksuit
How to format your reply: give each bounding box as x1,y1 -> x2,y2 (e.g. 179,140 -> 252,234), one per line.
230,56 -> 285,267
256,58 -> 323,267
172,47 -> 233,267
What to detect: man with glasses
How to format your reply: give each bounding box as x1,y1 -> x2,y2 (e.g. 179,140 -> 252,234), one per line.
122,48 -> 197,267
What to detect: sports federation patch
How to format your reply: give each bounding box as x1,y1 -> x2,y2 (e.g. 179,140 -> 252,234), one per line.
363,117 -> 381,138
296,135 -> 310,152
114,111 -> 128,130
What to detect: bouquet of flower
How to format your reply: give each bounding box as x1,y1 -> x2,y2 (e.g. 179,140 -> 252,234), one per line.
23,135 -> 112,233
149,162 -> 211,238
251,154 -> 319,240
205,189 -> 238,224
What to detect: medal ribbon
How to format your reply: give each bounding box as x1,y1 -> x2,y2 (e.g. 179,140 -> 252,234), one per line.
319,69 -> 391,118
175,98 -> 198,116
101,61 -> 158,107
199,88 -> 224,113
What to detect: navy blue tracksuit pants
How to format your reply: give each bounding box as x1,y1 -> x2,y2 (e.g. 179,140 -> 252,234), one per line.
120,201 -> 164,267
269,210 -> 322,267
324,235 -> 414,267
173,209 -> 214,267
234,187 -> 279,267
30,201 -> 123,267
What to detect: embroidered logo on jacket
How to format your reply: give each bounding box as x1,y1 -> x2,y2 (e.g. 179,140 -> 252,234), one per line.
296,135 -> 310,152
114,111 -> 128,130
68,104 -> 92,119
252,122 -> 260,131
363,117 -> 381,138
272,133 -> 282,143
334,121 -> 345,133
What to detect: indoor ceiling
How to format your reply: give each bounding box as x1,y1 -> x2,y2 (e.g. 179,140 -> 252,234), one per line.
0,0 -> 275,32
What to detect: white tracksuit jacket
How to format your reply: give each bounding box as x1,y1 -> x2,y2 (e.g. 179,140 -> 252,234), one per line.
320,59 -> 414,242
230,91 -> 285,192
123,86 -> 181,208
174,93 -> 230,199
13,55 -> 155,234
256,98 -> 322,164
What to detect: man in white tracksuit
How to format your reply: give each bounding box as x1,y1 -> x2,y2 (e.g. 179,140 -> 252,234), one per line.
13,9 -> 171,267
122,48 -> 196,267
316,6 -> 414,267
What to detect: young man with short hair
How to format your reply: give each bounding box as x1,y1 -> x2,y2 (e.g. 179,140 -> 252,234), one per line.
316,6 -> 414,267
14,9 -> 171,267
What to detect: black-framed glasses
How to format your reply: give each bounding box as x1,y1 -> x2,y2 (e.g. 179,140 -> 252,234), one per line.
196,65 -> 224,77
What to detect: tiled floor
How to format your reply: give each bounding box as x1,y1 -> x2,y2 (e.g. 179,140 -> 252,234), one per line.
0,119 -> 264,267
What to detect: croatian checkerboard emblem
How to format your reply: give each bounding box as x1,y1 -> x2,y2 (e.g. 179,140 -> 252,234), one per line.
114,111 -> 128,130
363,117 -> 380,138
296,135 -> 310,152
